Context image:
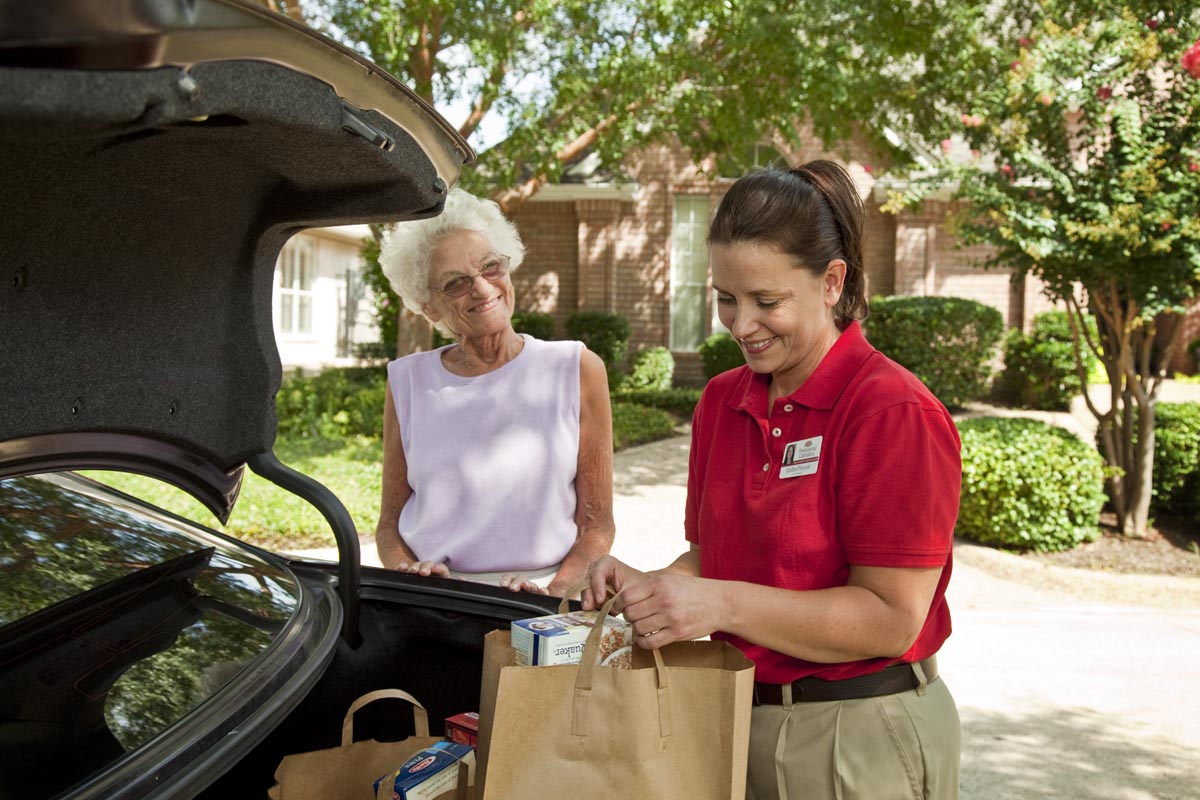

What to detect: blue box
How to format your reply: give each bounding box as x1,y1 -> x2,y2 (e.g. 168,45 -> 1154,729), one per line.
373,741 -> 474,800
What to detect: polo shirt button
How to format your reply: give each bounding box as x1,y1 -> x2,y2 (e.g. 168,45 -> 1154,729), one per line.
762,462 -> 769,472
783,404 -> 794,412
771,427 -> 782,437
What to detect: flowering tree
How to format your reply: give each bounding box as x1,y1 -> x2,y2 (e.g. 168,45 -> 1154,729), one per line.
931,7 -> 1200,535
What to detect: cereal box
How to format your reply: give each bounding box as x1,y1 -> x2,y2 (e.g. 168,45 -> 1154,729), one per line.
444,711 -> 479,746
510,610 -> 633,668
372,740 -> 474,800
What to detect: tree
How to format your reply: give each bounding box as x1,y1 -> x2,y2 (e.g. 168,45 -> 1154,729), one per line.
303,0 -> 974,353
916,4 -> 1200,535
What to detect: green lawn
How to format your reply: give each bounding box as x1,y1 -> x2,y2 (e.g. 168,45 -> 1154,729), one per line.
85,435 -> 384,551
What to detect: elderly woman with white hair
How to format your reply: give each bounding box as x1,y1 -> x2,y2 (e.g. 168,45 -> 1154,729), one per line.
374,188 -> 615,596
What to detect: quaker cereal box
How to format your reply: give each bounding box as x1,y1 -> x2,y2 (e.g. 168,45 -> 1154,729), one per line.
372,741 -> 474,800
510,610 -> 633,668
444,711 -> 479,746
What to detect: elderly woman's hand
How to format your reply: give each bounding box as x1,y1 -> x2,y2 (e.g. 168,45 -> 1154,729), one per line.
499,573 -> 549,594
394,560 -> 450,578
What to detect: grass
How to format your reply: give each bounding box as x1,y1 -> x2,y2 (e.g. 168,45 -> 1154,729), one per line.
84,398 -> 689,550
85,435 -> 384,551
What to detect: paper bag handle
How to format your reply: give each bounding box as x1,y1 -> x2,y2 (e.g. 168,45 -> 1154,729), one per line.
557,579 -> 592,612
571,592 -> 671,739
341,688 -> 430,746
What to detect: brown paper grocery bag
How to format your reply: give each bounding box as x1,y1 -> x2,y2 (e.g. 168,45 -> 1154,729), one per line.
268,688 -> 470,800
478,594 -> 755,799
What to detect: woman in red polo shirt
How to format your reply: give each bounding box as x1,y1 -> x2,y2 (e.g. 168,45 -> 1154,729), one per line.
584,161 -> 962,799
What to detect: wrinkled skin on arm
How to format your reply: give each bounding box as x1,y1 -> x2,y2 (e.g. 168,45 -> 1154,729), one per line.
532,347 -> 615,597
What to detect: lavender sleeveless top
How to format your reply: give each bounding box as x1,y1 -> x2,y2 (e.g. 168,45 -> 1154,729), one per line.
387,335 -> 583,572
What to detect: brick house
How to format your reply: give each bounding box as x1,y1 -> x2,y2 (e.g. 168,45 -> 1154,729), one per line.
508,136 -> 1072,386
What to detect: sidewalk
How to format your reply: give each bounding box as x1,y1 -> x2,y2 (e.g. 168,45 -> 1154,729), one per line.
294,383 -> 1200,798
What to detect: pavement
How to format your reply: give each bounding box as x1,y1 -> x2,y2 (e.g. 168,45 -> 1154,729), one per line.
292,380 -> 1200,799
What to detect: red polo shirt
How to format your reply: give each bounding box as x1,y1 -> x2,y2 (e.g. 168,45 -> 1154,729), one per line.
684,321 -> 960,684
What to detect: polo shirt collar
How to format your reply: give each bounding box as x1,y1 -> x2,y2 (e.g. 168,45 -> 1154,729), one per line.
728,321 -> 875,414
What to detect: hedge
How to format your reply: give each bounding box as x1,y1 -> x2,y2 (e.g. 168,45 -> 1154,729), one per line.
698,332 -> 745,380
1150,402 -> 1200,520
276,367 -> 386,439
957,416 -> 1105,552
611,401 -> 678,451
864,296 -> 1004,408
996,311 -> 1099,411
621,346 -> 675,391
566,311 -> 631,383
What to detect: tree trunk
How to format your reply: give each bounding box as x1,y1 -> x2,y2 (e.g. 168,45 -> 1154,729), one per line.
1076,283 -> 1180,537
395,309 -> 432,357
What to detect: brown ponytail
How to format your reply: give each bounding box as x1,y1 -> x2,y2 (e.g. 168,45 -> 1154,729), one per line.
707,161 -> 868,322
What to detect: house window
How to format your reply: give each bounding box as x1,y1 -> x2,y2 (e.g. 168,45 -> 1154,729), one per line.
670,195 -> 710,351
277,238 -> 315,336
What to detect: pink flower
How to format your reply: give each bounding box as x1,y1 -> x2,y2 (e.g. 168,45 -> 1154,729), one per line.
1038,93 -> 1054,106
1011,60 -> 1021,72
1001,164 -> 1015,179
1018,37 -> 1033,48
382,298 -> 391,307
1097,86 -> 1112,100
971,149 -> 982,159
1183,40 -> 1200,79
941,138 -> 954,152
1145,18 -> 1159,30
961,113 -> 984,127
1189,163 -> 1199,172
1161,222 -> 1172,231
862,164 -> 874,174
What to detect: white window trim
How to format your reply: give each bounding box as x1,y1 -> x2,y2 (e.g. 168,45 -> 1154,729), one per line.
277,237 -> 317,339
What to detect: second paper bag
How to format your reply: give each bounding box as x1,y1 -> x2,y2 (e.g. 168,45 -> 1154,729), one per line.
480,596 -> 754,799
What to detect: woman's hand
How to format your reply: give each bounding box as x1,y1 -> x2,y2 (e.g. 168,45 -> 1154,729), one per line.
499,573 -> 549,594
580,555 -> 645,613
394,560 -> 450,578
616,572 -> 727,649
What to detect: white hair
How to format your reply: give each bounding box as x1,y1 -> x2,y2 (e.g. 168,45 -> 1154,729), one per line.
379,188 -> 525,338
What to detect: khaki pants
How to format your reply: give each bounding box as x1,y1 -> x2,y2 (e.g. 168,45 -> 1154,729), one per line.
747,675 -> 960,800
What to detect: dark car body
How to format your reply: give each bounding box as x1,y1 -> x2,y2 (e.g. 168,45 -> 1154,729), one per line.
0,2 -> 560,797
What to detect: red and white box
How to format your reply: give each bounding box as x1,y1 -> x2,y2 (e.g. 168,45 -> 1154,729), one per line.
444,711 -> 479,746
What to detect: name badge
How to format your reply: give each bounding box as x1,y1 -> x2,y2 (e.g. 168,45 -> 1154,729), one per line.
780,435 -> 822,479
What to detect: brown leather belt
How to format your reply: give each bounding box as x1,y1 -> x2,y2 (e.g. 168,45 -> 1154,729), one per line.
753,656 -> 938,705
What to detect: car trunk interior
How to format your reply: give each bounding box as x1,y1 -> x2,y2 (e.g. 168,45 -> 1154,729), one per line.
195,568 -> 560,797
0,60 -> 447,472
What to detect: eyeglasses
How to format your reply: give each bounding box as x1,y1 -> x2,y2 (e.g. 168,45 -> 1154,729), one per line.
430,255 -> 511,298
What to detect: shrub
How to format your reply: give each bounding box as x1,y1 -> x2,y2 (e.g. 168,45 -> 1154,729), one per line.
352,341 -> 393,363
864,296 -> 1004,408
996,311 -> 1099,411
276,367 -> 386,439
621,347 -> 675,391
612,387 -> 702,420
1151,402 -> 1200,519
512,311 -> 556,340
698,332 -> 745,380
957,416 -> 1105,552
566,312 -> 631,382
611,401 -> 678,450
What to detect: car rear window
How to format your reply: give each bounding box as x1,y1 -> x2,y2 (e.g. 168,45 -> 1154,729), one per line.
0,474 -> 301,764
